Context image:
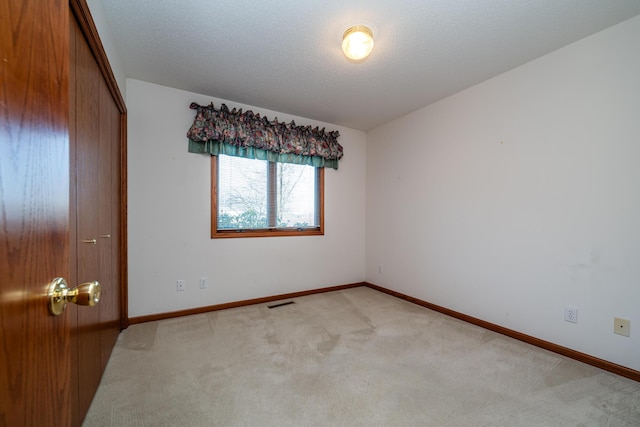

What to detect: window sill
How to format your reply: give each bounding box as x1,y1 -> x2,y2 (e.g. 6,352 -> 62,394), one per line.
211,228 -> 324,239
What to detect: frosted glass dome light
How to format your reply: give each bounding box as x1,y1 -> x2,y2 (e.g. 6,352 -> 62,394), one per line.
342,25 -> 374,61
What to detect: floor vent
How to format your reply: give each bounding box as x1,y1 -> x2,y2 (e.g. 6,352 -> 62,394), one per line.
267,301 -> 295,309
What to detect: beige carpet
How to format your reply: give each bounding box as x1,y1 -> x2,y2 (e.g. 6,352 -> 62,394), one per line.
83,287 -> 640,426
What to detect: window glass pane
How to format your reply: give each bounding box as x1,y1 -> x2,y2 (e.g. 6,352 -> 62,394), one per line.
217,155 -> 268,229
276,163 -> 316,228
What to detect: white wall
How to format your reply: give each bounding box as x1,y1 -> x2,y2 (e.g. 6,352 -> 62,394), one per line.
366,16 -> 640,371
127,79 -> 367,317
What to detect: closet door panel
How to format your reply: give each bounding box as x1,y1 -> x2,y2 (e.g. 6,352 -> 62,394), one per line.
73,15 -> 103,420
98,75 -> 121,370
68,2 -> 126,424
69,16 -> 80,427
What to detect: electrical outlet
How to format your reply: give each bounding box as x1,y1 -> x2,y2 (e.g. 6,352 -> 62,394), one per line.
176,280 -> 186,292
378,265 -> 383,274
614,317 -> 630,337
564,306 -> 577,324
199,277 -> 207,289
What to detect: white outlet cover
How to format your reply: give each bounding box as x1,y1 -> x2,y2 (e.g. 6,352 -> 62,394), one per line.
564,306 -> 577,323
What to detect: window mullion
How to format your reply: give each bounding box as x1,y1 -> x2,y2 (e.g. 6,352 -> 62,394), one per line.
267,161 -> 277,228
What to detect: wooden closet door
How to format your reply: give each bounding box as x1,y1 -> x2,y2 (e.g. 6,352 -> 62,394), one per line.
71,11 -> 122,422
69,14 -> 80,426
98,70 -> 122,370
73,14 -> 103,421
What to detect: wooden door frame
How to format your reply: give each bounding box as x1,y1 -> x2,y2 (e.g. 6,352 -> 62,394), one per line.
70,0 -> 128,328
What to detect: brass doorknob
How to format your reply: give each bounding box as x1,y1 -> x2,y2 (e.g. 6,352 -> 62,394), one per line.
48,277 -> 100,316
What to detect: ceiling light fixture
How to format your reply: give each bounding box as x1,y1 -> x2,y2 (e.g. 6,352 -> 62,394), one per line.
342,25 -> 374,62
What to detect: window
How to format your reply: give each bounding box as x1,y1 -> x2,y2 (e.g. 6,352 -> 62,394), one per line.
211,154 -> 324,238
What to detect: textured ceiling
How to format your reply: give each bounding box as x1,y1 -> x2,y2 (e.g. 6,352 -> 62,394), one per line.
101,0 -> 640,131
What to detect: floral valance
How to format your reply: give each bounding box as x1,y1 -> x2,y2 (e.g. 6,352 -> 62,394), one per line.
187,102 -> 343,169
